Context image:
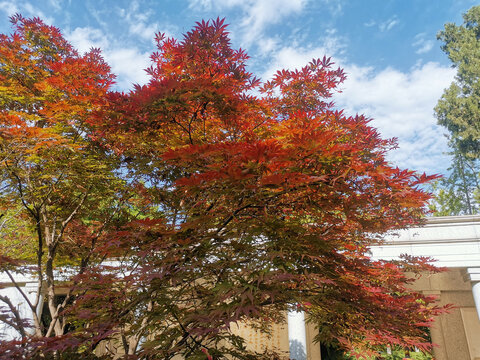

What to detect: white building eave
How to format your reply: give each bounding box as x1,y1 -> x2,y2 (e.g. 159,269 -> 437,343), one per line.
372,215 -> 480,268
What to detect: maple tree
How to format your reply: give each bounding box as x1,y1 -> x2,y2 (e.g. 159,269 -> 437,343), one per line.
0,16 -> 449,360
0,14 -> 130,357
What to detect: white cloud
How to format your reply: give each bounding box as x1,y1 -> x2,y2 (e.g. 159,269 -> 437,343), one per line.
188,0 -> 308,47
261,46 -> 337,81
22,2 -> 54,24
379,16 -> 399,32
0,1 -> 53,24
106,48 -> 150,90
67,27 -> 109,54
256,36 -> 280,56
85,3 -> 109,30
413,33 -> 434,54
248,0 -> 307,46
0,0 -> 18,15
261,31 -> 345,81
65,26 -> 151,91
48,0 -> 62,11
189,0 -> 245,11
117,0 -> 161,42
416,41 -> 434,54
239,0 -> 307,45
322,0 -> 343,17
336,62 -> 455,173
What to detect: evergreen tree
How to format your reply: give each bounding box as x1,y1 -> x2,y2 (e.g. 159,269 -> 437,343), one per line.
429,141 -> 480,216
435,5 -> 480,156
433,6 -> 480,215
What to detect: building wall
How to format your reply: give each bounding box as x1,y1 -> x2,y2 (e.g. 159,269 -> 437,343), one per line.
299,268 -> 480,360
230,320 -> 290,357
408,268 -> 480,360
370,215 -> 480,360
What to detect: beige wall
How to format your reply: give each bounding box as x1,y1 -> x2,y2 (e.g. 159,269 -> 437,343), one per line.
305,320 -> 321,360
403,268 -> 480,360
230,320 -> 290,358
299,268 -> 480,360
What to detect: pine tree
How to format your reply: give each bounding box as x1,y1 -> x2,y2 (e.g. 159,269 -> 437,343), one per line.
433,5 -> 480,215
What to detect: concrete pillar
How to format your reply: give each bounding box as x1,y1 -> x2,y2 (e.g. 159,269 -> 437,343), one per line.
288,310 -> 307,360
472,281 -> 480,321
465,268 -> 480,321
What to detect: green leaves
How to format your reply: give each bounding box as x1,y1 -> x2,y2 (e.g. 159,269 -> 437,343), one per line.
433,6 -> 480,215
436,5 -> 480,157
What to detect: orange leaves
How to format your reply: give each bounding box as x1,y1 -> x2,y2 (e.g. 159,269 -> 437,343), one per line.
261,56 -> 346,116
0,15 -> 112,120
106,17 -> 266,157
0,16 -> 116,185
163,140 -> 332,197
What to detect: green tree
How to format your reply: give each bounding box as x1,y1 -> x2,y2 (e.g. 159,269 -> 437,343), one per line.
436,5 -> 480,157
433,5 -> 480,215
429,141 -> 480,216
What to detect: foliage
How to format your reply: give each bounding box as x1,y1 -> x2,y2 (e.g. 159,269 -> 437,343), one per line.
0,14 -> 129,346
320,343 -> 433,360
432,5 -> 480,216
436,5 -> 480,157
428,179 -> 465,216
0,16 -> 449,360
428,141 -> 480,216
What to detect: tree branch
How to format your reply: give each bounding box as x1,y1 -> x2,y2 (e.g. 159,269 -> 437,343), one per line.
0,294 -> 28,339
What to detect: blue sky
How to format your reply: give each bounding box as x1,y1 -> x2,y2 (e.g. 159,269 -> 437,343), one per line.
0,0 -> 478,176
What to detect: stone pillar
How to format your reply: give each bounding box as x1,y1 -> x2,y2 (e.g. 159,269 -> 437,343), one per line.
465,268 -> 480,321
305,320 -> 321,360
288,311 -> 307,360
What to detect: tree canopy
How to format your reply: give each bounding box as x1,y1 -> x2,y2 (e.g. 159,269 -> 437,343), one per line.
0,13 -> 129,353
0,16 -> 448,360
432,5 -> 480,216
436,5 -> 480,156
